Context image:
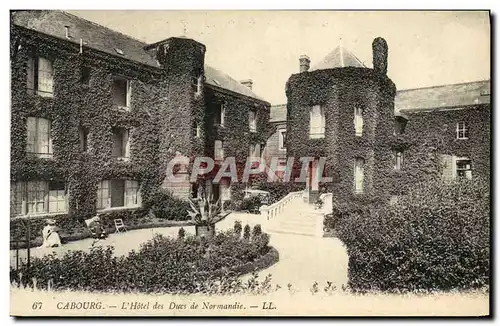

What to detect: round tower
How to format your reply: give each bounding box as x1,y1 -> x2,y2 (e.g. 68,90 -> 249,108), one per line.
285,38 -> 396,205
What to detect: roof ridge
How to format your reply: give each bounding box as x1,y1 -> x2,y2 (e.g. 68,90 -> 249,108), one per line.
397,79 -> 490,93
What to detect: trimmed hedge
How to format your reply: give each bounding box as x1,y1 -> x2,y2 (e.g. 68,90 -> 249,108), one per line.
11,228 -> 276,293
336,179 -> 490,293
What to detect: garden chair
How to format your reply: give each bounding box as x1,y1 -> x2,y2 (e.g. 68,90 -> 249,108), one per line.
114,219 -> 127,233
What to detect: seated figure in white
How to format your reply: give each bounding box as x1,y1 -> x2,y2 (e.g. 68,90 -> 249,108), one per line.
40,219 -> 62,248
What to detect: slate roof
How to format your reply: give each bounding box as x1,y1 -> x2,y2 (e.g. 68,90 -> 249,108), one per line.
270,104 -> 287,122
11,10 -> 267,103
396,80 -> 490,113
310,45 -> 366,71
270,80 -> 490,121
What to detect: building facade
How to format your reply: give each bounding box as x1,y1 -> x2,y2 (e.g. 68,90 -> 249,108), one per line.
10,10 -> 270,221
268,38 -> 490,205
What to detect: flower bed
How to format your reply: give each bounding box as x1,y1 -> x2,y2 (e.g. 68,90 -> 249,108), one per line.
11,226 -> 277,294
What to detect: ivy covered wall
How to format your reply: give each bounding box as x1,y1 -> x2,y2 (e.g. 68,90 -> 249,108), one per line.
285,66 -> 396,206
10,25 -> 271,224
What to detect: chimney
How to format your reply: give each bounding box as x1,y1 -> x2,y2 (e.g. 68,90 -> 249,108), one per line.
372,37 -> 388,75
299,55 -> 310,73
240,79 -> 253,90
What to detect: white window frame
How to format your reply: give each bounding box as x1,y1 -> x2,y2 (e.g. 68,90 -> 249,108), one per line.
214,140 -> 224,161
354,106 -> 364,137
26,117 -> 53,158
309,105 -> 325,139
111,127 -> 130,161
249,110 -> 257,132
97,179 -> 141,211
11,180 -> 67,217
456,122 -> 469,140
278,128 -> 286,151
221,103 -> 226,126
249,143 -> 261,160
193,75 -> 203,96
394,150 -> 403,170
389,195 -> 399,206
112,76 -> 131,110
354,157 -> 365,194
453,157 -> 472,180
27,54 -> 54,97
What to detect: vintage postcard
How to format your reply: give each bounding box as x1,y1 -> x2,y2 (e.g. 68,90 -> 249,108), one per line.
9,10 -> 490,317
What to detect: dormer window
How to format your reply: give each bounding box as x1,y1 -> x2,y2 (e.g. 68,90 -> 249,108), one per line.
112,77 -> 131,110
114,48 -> 124,55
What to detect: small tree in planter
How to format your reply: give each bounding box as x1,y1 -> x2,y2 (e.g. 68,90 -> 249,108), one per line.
187,192 -> 222,238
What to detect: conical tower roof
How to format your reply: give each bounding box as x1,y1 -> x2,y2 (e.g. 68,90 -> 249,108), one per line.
310,45 -> 366,71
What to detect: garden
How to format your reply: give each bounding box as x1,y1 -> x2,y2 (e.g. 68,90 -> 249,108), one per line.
11,222 -> 279,294
333,179 -> 490,293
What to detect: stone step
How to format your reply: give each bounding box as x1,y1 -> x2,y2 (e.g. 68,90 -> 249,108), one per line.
267,227 -> 316,237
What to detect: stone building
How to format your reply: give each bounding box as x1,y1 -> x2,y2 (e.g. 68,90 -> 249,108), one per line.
10,10 -> 270,220
267,38 -> 490,205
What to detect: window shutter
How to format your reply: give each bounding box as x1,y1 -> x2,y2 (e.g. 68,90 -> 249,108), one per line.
126,80 -> 131,107
27,55 -> 35,94
124,129 -> 130,158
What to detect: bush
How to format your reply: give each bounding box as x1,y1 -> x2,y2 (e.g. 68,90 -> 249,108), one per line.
234,220 -> 242,237
178,227 -> 186,239
243,224 -> 251,240
252,224 -> 262,238
252,182 -> 305,204
239,196 -> 261,212
150,190 -> 190,221
12,230 -> 274,293
336,179 -> 490,293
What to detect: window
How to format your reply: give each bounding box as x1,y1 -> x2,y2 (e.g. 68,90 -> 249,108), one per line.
111,127 -> 130,160
26,117 -> 53,158
278,129 -> 287,150
389,195 -> 399,206
394,117 -> 407,135
354,157 -> 365,194
354,106 -> 363,136
456,159 -> 472,180
214,140 -> 224,161
112,77 -> 131,109
195,123 -> 201,138
192,70 -> 203,96
10,180 -> 67,216
394,150 -> 403,170
309,105 -> 325,138
249,143 -> 261,159
79,126 -> 89,152
81,66 -> 91,85
249,110 -> 257,132
456,122 -> 469,139
97,179 -> 141,210
214,103 -> 225,126
27,53 -> 54,97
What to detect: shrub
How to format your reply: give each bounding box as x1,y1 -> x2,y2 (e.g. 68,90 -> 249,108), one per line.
150,190 -> 190,221
234,220 -> 242,237
178,227 -> 186,239
252,224 -> 262,238
336,179 -> 490,293
239,196 -> 261,212
243,224 -> 251,240
12,230 -> 274,294
251,182 -> 305,204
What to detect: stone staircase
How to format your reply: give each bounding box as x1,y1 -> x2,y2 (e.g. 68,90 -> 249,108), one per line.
261,192 -> 332,237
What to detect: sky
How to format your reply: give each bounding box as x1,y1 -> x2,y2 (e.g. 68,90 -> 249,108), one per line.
69,10 -> 490,105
